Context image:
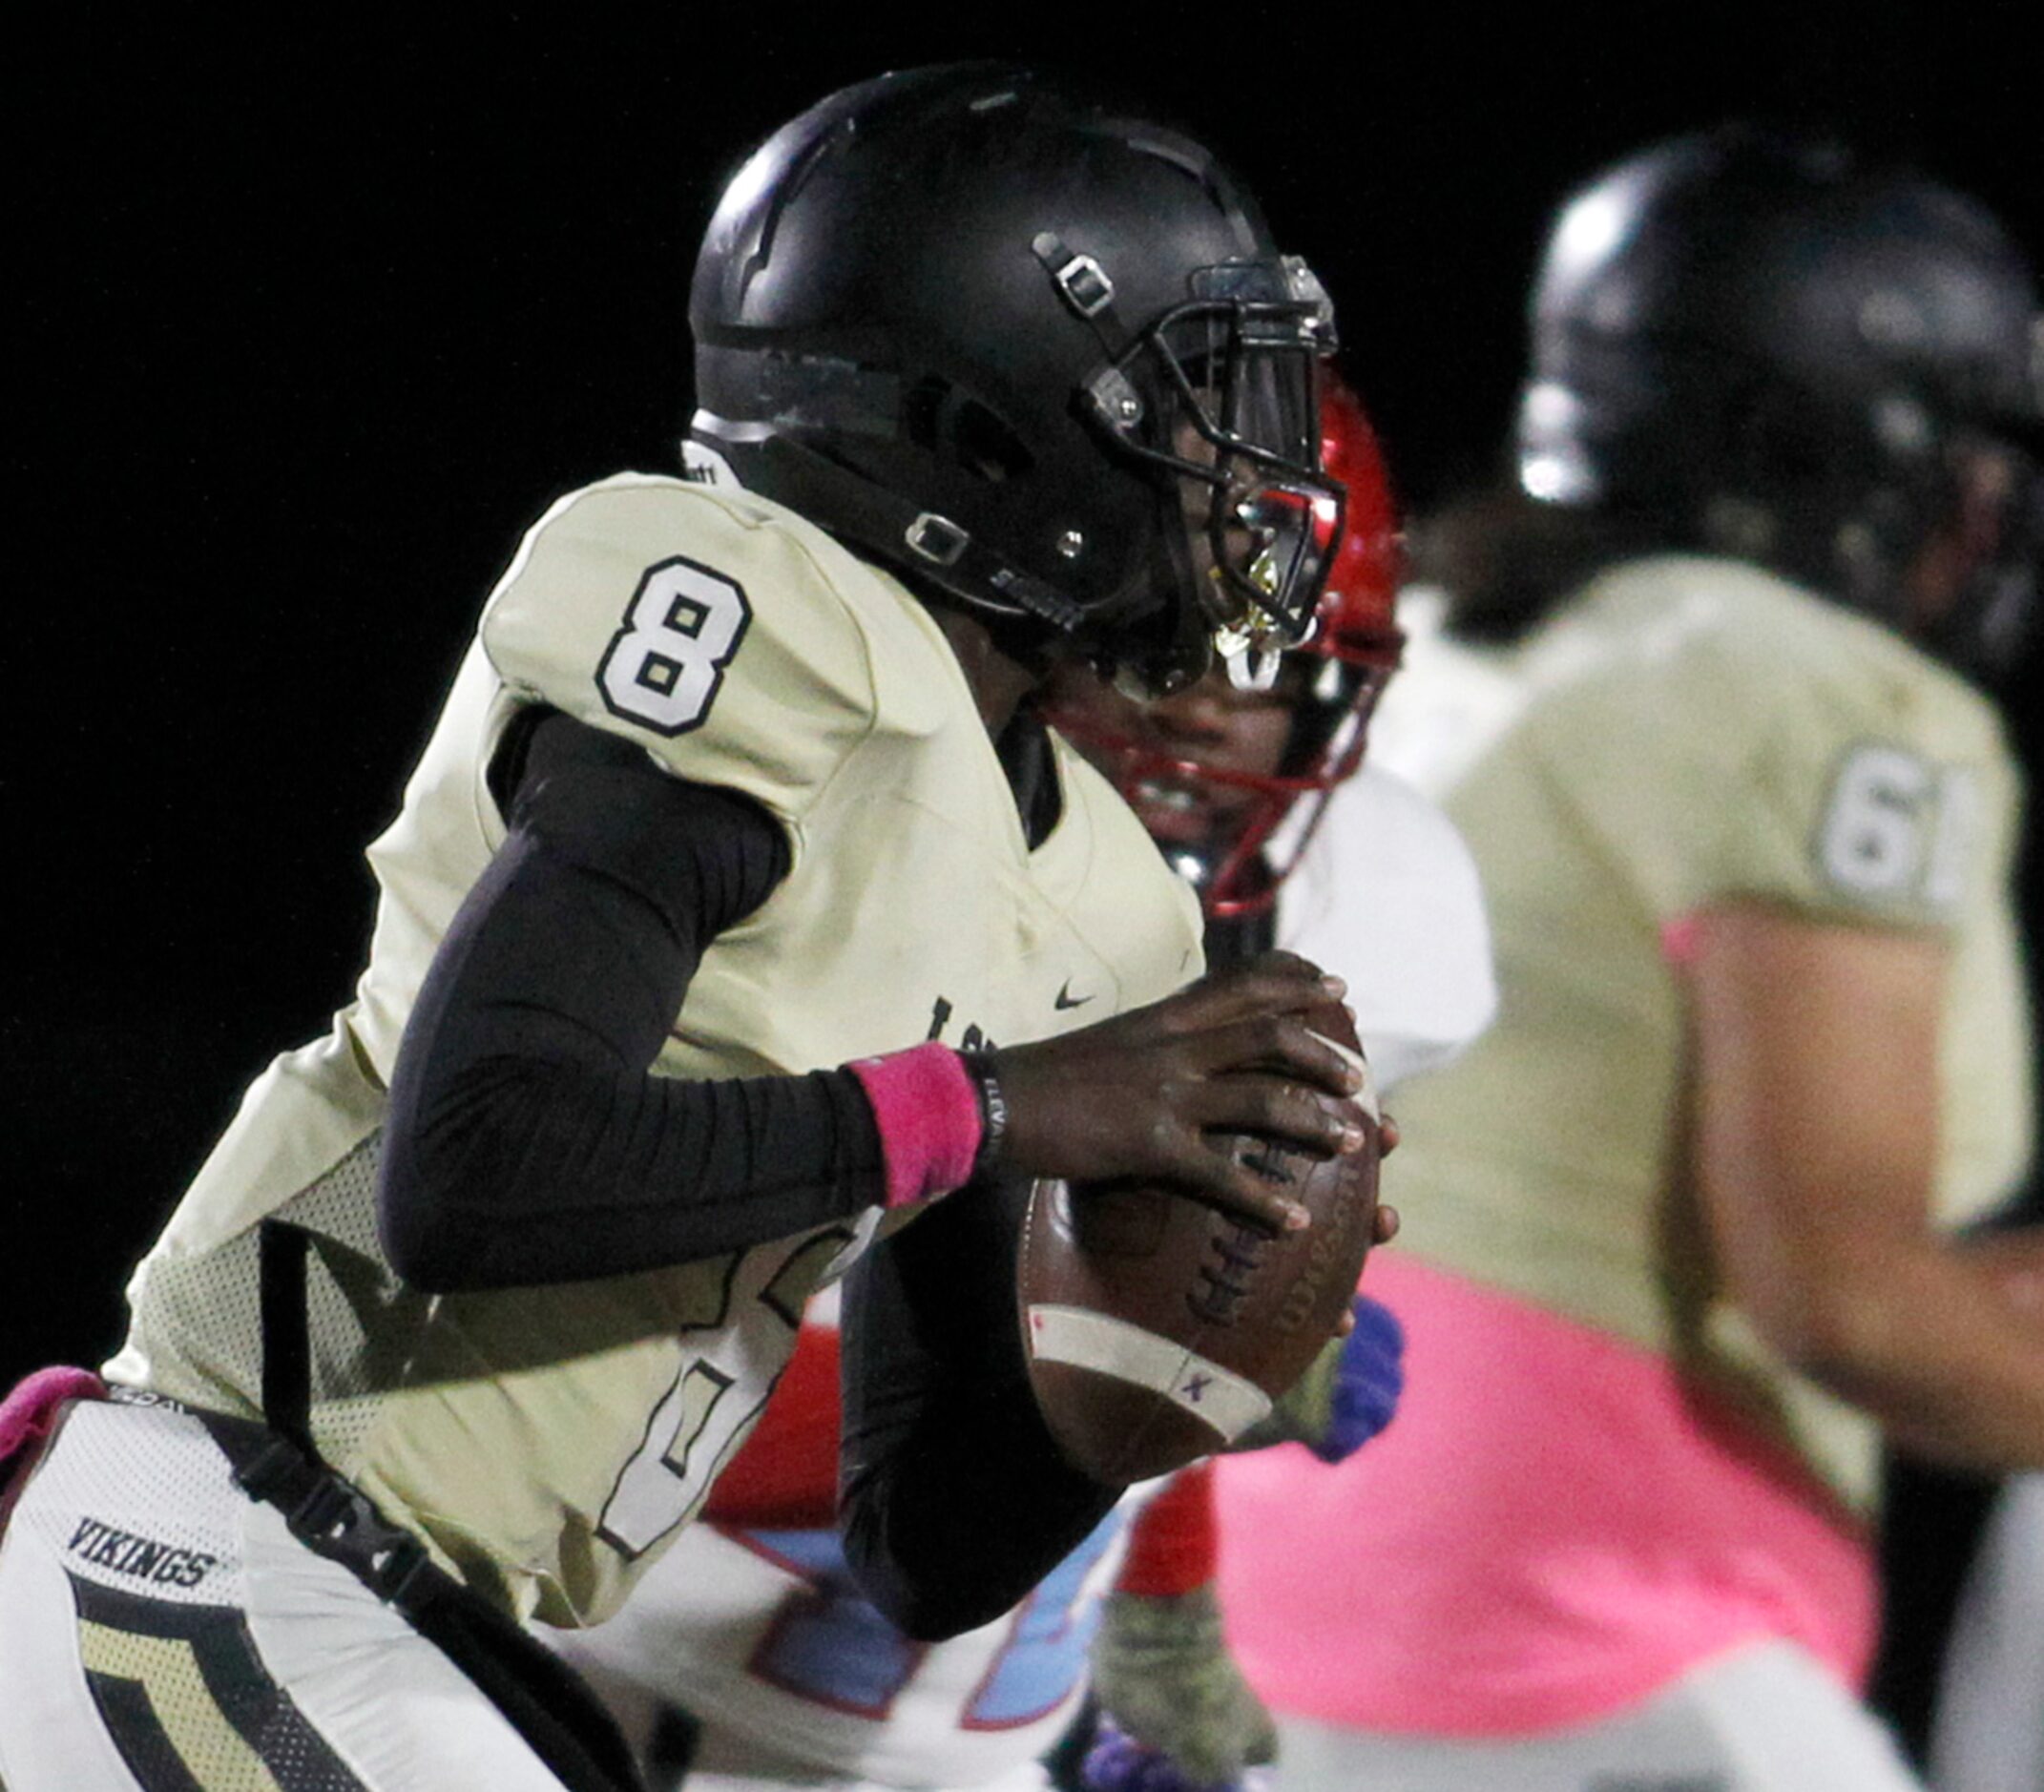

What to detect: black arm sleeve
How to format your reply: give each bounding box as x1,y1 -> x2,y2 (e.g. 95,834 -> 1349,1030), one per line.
377,710 -> 886,1293
837,1173 -> 1123,1640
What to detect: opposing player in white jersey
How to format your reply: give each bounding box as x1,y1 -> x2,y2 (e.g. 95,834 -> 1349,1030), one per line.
1058,376 -> 1494,1792
550,379 -> 1495,1792
0,68 -> 1383,1792
1218,127 -> 2044,1790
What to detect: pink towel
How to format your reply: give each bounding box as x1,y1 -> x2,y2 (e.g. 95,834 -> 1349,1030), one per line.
0,1365 -> 108,1466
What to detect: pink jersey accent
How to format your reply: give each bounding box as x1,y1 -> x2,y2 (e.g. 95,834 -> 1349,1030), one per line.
0,1368 -> 106,1467
1660,913 -> 1705,965
1213,1255 -> 1876,1735
847,1042 -> 983,1210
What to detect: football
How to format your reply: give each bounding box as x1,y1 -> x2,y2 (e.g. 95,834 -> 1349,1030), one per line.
1016,1009 -> 1383,1485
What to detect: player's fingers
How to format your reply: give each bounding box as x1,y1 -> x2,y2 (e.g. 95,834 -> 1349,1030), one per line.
1373,1201 -> 1400,1244
1157,958 -> 1346,1033
1183,1072 -> 1367,1159
1233,948 -> 1335,986
1380,1111 -> 1400,1155
1158,1136 -> 1311,1234
1175,1014 -> 1366,1099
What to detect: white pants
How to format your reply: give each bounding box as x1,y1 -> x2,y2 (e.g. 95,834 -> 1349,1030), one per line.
0,1398 -> 570,1791
682,1733 -> 1050,1792
1269,1639 -> 1923,1792
1929,1472 -> 2044,1792
564,1667 -> 1053,1792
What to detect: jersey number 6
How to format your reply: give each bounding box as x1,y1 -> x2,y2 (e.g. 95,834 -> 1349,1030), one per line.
596,556 -> 752,737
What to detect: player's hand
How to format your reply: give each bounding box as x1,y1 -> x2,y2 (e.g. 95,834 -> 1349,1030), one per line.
1310,1294 -> 1404,1459
1086,1586 -> 1277,1790
989,953 -> 1371,1233
1230,1293 -> 1405,1459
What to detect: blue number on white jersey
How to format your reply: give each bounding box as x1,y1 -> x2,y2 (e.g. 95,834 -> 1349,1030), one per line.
743,1531 -> 927,1717
736,1511 -> 1124,1727
962,1511 -> 1120,1729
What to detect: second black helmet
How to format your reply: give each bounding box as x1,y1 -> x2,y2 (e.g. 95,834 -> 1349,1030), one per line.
1517,124 -> 2043,677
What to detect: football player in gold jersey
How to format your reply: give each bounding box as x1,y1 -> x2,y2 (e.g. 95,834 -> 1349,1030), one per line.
536,376 -> 1490,1792
1219,126 -> 2044,1791
0,67 -> 1378,1792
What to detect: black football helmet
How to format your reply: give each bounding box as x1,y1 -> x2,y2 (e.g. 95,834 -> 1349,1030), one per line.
1516,125 -> 2043,677
688,65 -> 1343,696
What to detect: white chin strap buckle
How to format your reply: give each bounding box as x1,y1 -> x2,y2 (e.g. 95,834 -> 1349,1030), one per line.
1217,629 -> 1283,691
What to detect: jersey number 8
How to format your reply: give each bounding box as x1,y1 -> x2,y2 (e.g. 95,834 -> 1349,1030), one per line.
597,556 -> 752,736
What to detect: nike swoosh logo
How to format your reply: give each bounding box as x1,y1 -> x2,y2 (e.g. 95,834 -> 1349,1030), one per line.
1054,980 -> 1094,1011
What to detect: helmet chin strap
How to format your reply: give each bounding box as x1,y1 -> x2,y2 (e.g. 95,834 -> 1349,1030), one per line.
1221,638 -> 1283,691
1202,901 -> 1278,968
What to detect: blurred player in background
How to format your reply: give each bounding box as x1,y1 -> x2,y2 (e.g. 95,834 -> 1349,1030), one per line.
1219,126 -> 2044,1789
551,376 -> 1495,1792
0,67 -> 1378,1792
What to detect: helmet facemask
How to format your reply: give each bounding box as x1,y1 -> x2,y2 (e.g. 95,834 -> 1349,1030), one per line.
1047,643 -> 1390,917
1078,259 -> 1345,693
1049,366 -> 1403,918
1897,427 -> 2044,681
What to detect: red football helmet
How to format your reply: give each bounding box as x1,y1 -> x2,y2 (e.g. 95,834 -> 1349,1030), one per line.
1049,372 -> 1404,917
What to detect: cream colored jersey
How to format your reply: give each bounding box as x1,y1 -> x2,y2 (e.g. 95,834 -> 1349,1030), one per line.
562,1340 -> 1154,1792
548,801 -> 1495,1787
106,471 -> 1203,1628
1370,556 -> 2032,1513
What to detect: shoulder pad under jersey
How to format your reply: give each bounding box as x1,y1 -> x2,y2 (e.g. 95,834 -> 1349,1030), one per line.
480,474 -> 952,830
1046,732 -> 1206,1006
1525,555 -> 2018,928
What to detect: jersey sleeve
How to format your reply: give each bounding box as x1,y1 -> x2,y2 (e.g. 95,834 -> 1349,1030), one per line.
478,475 -> 879,836
1044,734 -> 1208,1008
1530,572 -> 2019,934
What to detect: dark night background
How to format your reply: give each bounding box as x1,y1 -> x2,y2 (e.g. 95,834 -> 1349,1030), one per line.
10,4 -> 2040,1756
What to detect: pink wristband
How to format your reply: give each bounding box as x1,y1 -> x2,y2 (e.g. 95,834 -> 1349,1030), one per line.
847,1042 -> 985,1210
